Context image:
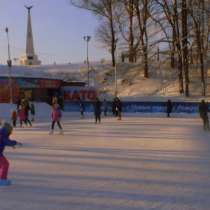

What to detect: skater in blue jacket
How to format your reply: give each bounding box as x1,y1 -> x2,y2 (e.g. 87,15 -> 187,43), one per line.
0,122 -> 22,186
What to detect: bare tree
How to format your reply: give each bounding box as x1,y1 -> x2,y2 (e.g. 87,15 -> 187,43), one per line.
95,20 -> 119,54
71,0 -> 210,97
153,0 -> 185,94
70,0 -> 118,66
189,0 -> 209,96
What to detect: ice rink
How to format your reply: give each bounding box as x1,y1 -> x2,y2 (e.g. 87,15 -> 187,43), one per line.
1,114 -> 210,210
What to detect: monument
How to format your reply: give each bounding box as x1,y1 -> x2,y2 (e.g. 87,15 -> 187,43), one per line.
19,6 -> 41,66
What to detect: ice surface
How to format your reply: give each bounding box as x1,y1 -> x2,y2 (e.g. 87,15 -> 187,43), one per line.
0,108 -> 210,210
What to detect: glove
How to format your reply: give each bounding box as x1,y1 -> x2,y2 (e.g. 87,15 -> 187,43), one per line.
14,142 -> 23,148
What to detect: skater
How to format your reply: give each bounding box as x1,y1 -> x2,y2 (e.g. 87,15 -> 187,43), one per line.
166,99 -> 173,117
11,109 -> 17,127
112,98 -> 117,116
24,104 -> 32,127
115,97 -> 122,120
30,102 -> 35,122
50,104 -> 63,134
94,97 -> 102,124
199,100 -> 209,131
16,98 -> 21,110
79,99 -> 85,119
103,99 -> 108,116
0,122 -> 22,186
18,106 -> 27,127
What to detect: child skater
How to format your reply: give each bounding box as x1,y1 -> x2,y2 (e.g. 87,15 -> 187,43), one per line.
18,106 -> 26,127
0,122 -> 22,186
49,104 -> 63,135
11,109 -> 17,127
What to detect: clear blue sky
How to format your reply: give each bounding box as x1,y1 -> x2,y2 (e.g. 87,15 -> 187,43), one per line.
0,0 -> 109,65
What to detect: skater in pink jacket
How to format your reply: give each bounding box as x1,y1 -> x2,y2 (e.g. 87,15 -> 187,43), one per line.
18,106 -> 26,127
50,104 -> 63,134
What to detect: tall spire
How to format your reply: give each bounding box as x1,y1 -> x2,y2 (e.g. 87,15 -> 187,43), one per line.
19,5 -> 41,66
25,6 -> 35,57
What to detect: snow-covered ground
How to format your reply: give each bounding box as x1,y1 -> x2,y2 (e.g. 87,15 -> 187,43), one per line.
0,107 -> 210,210
1,62 -> 210,100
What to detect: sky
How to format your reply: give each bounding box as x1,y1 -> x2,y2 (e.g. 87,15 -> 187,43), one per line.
0,0 -> 109,65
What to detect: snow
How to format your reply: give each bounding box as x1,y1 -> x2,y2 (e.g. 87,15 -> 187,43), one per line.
0,63 -> 210,102
0,104 -> 210,210
0,63 -> 102,81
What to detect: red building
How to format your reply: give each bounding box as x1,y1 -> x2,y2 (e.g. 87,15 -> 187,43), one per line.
0,65 -> 97,103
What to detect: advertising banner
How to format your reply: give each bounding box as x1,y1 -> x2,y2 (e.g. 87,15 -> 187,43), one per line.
63,87 -> 97,101
64,101 -> 200,113
122,102 -> 199,113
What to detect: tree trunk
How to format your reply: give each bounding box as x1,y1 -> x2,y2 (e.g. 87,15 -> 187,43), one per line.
143,23 -> 149,78
182,0 -> 189,96
128,0 -> 135,62
171,28 -> 176,68
134,0 -> 149,78
143,45 -> 149,78
196,28 -> 206,96
178,54 -> 184,94
174,0 -> 184,93
109,2 -> 116,67
200,0 -> 206,96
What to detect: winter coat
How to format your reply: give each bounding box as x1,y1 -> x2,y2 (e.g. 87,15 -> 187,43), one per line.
11,110 -> 17,120
80,102 -> 85,112
25,105 -> 30,117
18,108 -> 26,121
16,99 -> 21,110
199,102 -> 209,118
115,99 -> 122,112
166,101 -> 173,113
0,128 -> 17,156
51,108 -> 62,121
30,104 -> 35,115
94,100 -> 102,115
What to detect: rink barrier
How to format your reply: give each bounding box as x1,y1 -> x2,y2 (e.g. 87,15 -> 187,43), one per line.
64,101 -> 202,113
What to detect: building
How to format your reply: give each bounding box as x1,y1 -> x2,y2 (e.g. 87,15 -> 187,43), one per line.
0,65 -> 97,104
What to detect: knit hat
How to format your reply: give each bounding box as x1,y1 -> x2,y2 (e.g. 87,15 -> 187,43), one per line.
2,122 -> 13,135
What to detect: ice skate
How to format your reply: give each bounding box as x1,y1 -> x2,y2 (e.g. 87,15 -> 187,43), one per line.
59,129 -> 63,135
49,129 -> 54,135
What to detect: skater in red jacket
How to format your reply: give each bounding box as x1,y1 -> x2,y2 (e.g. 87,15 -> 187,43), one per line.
0,122 -> 22,186
49,104 -> 63,135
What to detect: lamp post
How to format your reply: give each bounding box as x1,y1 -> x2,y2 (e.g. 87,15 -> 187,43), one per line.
5,27 -> 13,104
83,35 -> 91,87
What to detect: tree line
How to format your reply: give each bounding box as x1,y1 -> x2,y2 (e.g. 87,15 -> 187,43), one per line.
70,0 -> 210,96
